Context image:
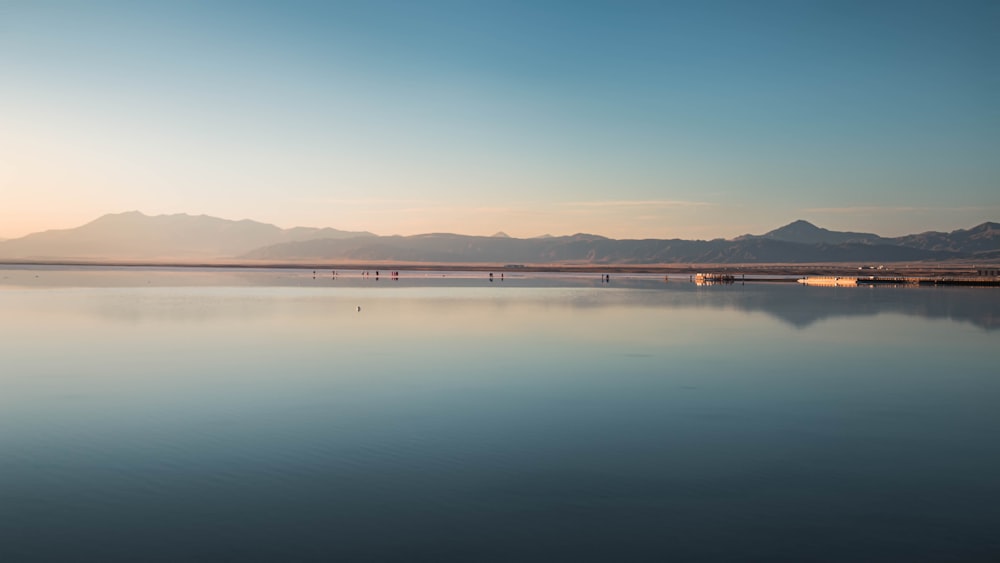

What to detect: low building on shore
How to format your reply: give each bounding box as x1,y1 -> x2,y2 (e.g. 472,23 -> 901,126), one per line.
976,266 -> 1000,276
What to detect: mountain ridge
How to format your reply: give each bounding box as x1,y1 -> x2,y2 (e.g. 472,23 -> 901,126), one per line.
0,211 -> 374,260
1,213 -> 997,264
242,219 -> 998,264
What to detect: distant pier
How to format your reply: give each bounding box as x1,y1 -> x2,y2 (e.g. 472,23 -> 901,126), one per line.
694,273 -> 799,284
692,272 -> 1000,287
799,275 -> 1000,287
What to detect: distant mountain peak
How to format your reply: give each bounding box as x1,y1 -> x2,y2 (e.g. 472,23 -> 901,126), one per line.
90,210 -> 146,222
0,211 -> 373,260
968,221 -> 1000,233
491,231 -> 511,238
787,219 -> 818,228
767,219 -> 822,236
759,220 -> 883,245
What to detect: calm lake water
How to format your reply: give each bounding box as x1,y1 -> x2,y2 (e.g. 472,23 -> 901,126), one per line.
2,266 -> 999,562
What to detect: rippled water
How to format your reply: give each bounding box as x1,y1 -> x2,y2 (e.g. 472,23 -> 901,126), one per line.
2,267 -> 998,561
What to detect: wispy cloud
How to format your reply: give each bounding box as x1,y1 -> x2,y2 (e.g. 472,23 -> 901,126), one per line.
562,200 -> 714,208
292,197 -> 429,206
804,205 -> 1000,214
297,197 -> 716,210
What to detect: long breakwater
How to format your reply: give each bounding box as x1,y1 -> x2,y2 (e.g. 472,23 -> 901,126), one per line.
798,276 -> 1000,287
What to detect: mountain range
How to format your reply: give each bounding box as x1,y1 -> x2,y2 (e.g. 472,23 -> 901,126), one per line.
0,211 -> 374,260
1,212 -> 997,264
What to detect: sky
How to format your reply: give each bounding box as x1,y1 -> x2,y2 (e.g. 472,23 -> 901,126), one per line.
1,0 -> 998,240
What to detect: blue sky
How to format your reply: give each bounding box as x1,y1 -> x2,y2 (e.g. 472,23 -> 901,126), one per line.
1,0 -> 997,239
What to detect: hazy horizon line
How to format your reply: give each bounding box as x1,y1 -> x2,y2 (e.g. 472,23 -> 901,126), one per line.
2,209 -> 997,243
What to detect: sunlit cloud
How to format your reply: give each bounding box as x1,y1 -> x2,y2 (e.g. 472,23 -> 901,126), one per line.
562,200 -> 714,208
292,197 -> 429,206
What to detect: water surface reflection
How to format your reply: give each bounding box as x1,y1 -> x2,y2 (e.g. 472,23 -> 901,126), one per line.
1,267 -> 998,561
